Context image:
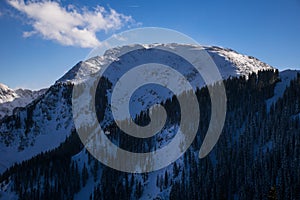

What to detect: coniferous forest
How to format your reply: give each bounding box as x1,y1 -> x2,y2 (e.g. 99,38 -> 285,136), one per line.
1,69 -> 300,199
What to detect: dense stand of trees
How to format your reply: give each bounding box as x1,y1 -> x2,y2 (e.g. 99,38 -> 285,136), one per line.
0,129 -> 83,200
169,70 -> 300,199
1,69 -> 300,199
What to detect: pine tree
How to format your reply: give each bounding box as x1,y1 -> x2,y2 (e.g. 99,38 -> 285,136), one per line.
82,163 -> 89,187
173,162 -> 179,178
93,161 -> 98,182
164,171 -> 169,188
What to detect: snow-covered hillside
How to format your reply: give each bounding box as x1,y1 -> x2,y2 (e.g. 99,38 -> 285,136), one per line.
1,43 -> 300,200
59,44 -> 275,117
266,69 -> 300,111
0,83 -> 73,173
0,43 -> 277,175
58,44 -> 274,85
0,83 -> 46,119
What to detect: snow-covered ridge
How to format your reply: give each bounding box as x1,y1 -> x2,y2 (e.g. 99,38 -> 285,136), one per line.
0,83 -> 73,174
57,43 -> 275,118
205,45 -> 274,76
0,43 -> 276,175
0,43 -> 299,200
0,83 -> 18,104
58,43 -> 274,85
0,83 -> 47,119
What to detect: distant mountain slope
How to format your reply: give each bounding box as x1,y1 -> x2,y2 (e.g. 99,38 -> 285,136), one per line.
0,83 -> 47,119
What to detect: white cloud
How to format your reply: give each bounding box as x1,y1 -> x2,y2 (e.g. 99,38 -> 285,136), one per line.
7,0 -> 134,48
23,30 -> 37,38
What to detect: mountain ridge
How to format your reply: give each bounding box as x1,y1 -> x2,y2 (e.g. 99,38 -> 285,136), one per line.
0,43 -> 292,175
0,44 -> 300,200
58,44 -> 275,85
0,83 -> 47,120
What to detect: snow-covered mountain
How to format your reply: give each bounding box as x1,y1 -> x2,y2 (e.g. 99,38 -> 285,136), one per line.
0,44 -> 279,174
0,83 -> 46,119
0,83 -> 17,104
1,44 -> 300,200
58,44 -> 274,85
59,44 -> 275,118
0,43 -> 282,174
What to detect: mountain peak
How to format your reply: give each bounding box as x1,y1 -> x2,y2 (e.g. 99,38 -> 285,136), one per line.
0,83 -> 47,119
0,83 -> 17,104
0,83 -> 10,91
58,43 -> 274,85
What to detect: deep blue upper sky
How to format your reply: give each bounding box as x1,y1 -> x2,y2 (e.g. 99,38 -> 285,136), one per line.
0,0 -> 299,89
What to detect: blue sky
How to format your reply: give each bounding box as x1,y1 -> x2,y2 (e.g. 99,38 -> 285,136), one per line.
0,0 -> 299,90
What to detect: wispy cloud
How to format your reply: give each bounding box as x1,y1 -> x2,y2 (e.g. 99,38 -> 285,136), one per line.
7,0 -> 135,48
